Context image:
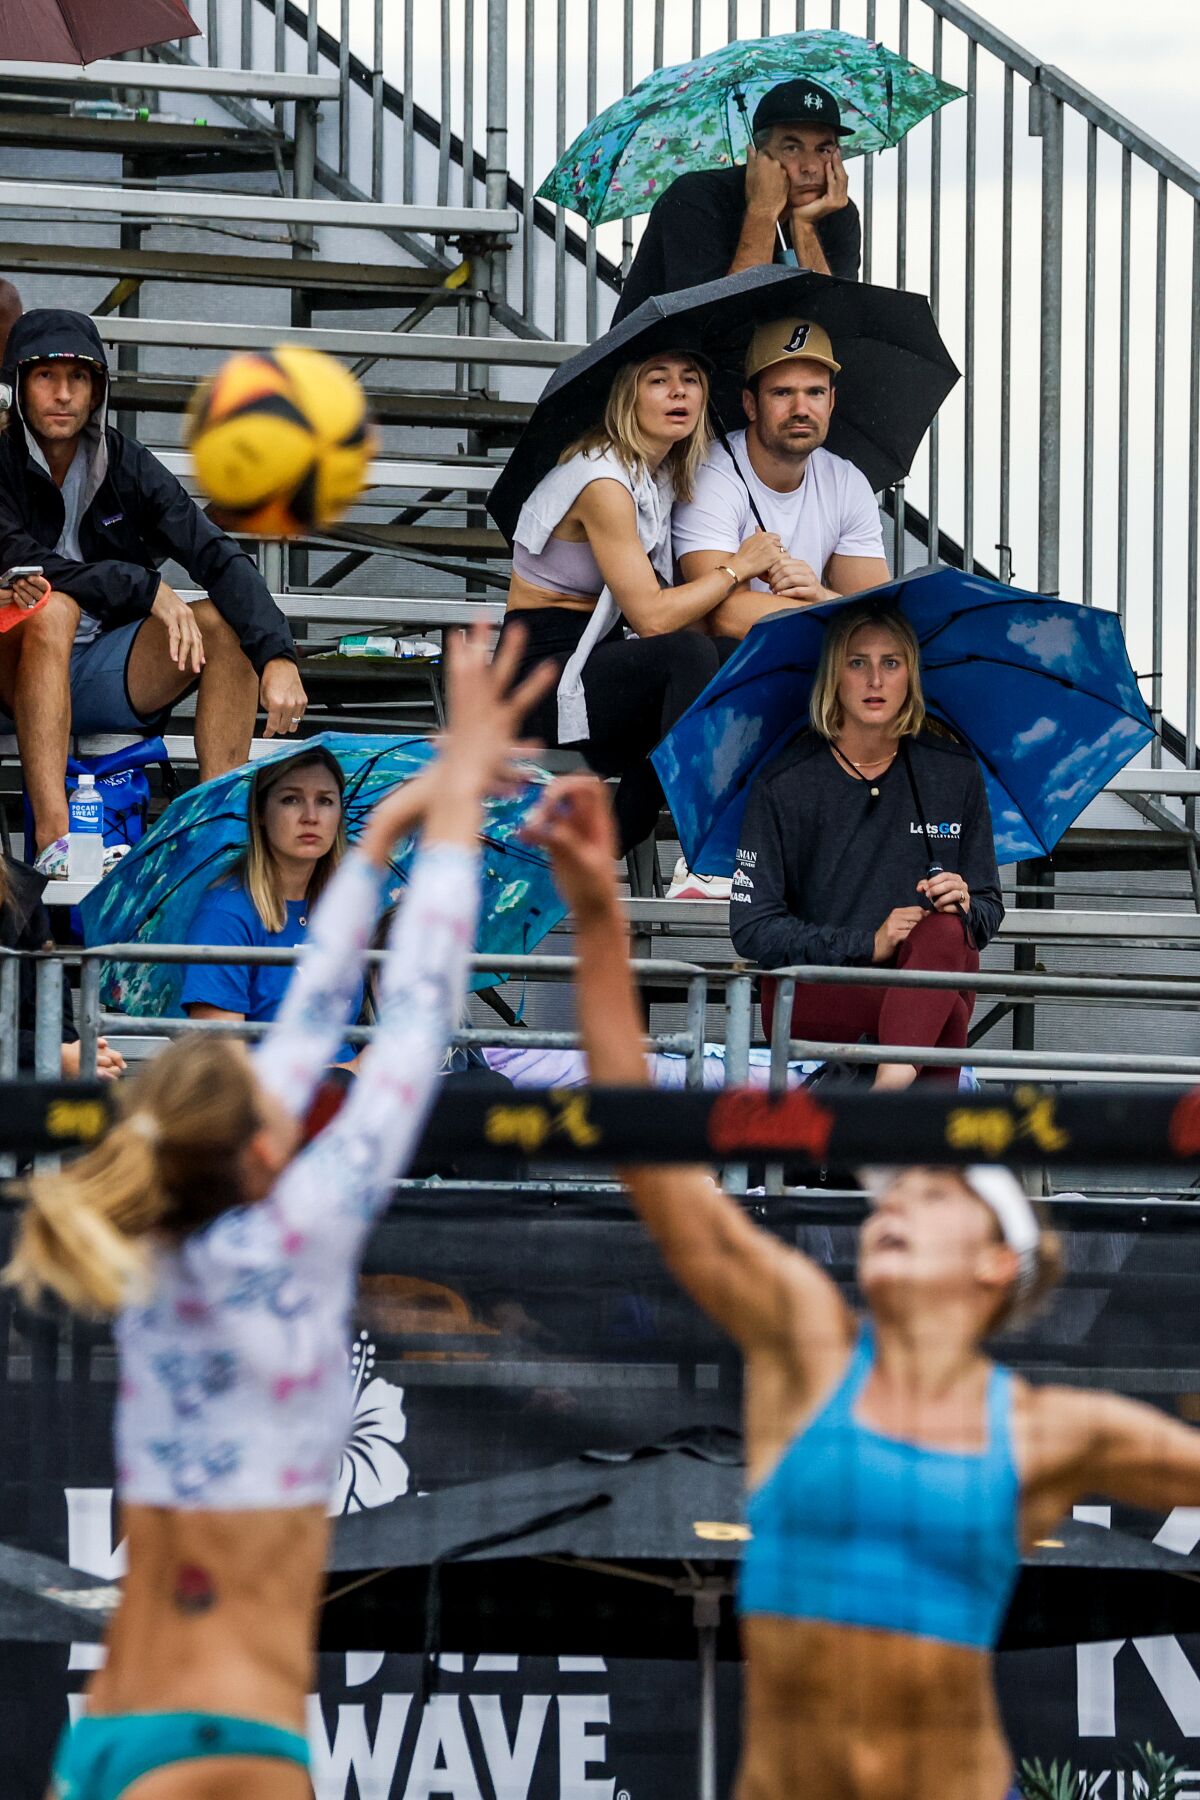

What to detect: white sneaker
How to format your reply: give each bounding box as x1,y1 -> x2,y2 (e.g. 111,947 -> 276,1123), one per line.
666,855 -> 732,901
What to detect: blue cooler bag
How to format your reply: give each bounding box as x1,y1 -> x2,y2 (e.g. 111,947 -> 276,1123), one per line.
23,736 -> 172,860
24,737 -> 172,934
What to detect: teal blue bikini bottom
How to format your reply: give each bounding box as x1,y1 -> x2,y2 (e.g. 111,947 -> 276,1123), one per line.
52,1711 -> 311,1800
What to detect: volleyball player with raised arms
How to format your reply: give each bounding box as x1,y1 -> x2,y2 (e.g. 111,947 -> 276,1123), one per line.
527,772 -> 1200,1800
9,624 -> 552,1800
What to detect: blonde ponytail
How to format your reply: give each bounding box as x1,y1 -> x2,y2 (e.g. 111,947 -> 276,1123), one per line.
6,1122 -> 165,1314
4,1036 -> 262,1316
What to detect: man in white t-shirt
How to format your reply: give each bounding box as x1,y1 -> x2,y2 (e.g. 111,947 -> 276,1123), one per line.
672,318 -> 890,639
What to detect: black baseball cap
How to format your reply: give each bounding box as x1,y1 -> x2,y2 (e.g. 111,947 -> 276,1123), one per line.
752,79 -> 851,137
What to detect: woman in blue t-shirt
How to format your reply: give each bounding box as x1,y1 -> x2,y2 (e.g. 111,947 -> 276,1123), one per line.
182,746 -> 364,1065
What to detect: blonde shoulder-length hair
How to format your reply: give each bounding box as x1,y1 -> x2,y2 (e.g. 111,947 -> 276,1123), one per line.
559,352 -> 712,504
240,746 -> 347,934
809,604 -> 927,742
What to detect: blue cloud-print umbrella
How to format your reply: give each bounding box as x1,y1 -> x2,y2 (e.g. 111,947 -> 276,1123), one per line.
651,566 -> 1155,875
79,732 -> 566,1018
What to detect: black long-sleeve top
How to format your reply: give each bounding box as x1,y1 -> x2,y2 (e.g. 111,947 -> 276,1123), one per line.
729,729 -> 1004,970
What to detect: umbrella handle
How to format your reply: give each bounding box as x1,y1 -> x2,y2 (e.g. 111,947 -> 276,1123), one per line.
726,84 -> 751,167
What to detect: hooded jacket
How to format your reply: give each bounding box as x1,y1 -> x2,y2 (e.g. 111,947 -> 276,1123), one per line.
0,309 -> 296,675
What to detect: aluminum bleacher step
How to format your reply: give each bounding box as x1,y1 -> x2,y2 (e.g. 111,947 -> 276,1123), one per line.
32,856 -> 1200,948
0,179 -> 519,238
96,316 -> 580,367
618,898 -> 1200,945
108,377 -> 532,433
325,522 -> 508,558
270,594 -> 504,629
0,240 -> 482,308
151,447 -> 499,495
0,113 -> 287,179
0,60 -> 340,103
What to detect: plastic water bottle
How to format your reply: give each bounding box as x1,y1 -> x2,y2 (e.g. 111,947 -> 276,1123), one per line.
68,773 -> 104,885
70,99 -> 146,121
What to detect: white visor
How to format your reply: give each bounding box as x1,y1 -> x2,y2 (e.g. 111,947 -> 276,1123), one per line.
863,1164 -> 1041,1301
962,1165 -> 1040,1298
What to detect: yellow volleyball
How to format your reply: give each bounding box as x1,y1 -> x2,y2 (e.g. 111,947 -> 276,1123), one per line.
185,346 -> 375,538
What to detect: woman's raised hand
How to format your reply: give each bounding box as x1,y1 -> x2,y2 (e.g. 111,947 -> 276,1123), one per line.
437,619 -> 556,794
733,531 -> 785,581
523,775 -> 621,923
359,622 -> 556,860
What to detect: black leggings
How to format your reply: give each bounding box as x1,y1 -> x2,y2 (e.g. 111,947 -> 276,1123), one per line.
498,608 -> 723,852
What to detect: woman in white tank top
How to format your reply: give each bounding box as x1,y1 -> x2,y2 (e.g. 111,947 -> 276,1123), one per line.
499,349 -> 781,854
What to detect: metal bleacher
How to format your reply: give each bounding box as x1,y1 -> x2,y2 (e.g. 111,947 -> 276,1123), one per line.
3,22 -> 1200,1792
0,2 -> 1198,1144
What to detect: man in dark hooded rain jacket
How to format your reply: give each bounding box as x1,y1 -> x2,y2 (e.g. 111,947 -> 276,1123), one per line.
0,309 -> 307,867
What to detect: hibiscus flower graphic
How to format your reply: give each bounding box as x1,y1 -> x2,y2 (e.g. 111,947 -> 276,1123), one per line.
331,1331 -> 411,1515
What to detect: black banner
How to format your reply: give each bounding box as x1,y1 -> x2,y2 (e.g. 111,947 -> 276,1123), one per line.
0,1191 -> 1199,1792
428,1081 -> 1200,1168
5,1078 -> 1200,1168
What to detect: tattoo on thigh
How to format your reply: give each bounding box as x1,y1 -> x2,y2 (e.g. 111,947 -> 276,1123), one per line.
172,1563 -> 216,1615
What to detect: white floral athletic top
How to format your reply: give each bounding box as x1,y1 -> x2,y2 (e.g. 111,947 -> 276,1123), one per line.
113,841 -> 479,1509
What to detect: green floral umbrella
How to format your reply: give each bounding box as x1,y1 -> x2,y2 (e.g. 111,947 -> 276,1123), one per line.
538,29 -> 964,226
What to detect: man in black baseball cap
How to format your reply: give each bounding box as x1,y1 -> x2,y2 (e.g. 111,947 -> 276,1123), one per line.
613,76 -> 859,322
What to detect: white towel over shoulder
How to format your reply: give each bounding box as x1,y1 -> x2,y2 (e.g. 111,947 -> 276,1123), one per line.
514,447 -> 675,744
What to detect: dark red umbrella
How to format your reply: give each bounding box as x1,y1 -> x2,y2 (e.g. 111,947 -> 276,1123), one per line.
0,0 -> 200,63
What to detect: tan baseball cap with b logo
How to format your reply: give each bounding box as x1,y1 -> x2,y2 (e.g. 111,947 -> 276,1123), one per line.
744,318 -> 841,382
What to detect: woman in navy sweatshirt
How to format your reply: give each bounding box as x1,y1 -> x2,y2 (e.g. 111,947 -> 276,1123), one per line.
730,603 -> 1003,1088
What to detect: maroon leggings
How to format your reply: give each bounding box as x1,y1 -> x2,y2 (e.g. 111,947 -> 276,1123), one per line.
761,912 -> 979,1084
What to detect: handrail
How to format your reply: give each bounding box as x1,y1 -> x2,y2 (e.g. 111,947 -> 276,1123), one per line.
914,2 -> 1200,194
20,943 -> 1200,1008
1037,66 -> 1200,198
2,937 -> 1191,1189
907,0 -> 1040,83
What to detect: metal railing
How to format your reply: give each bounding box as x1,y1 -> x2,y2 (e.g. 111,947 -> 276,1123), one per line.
7,941 -> 1200,1191
165,0 -> 1200,777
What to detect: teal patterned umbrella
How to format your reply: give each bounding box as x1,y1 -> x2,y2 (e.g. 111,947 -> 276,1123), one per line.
537,30 -> 964,226
79,733 -> 566,1019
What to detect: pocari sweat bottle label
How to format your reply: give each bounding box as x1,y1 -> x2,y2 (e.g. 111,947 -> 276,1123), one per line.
68,775 -> 105,884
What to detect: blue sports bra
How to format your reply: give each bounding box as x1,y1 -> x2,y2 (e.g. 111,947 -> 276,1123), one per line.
738,1324 -> 1021,1649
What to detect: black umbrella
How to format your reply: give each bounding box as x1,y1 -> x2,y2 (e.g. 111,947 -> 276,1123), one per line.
486,265 -> 959,541
326,1433 -> 1200,1800
1000,1517 -> 1200,1652
327,1429 -> 745,1660
0,1541 -> 117,1644
328,1431 -> 743,1800
327,1440 -> 1200,1656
